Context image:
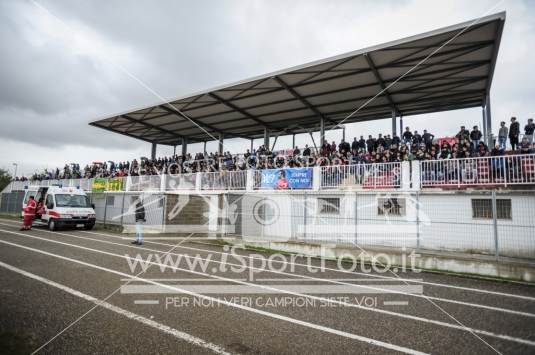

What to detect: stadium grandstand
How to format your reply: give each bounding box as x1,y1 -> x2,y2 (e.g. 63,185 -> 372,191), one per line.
8,11 -> 534,191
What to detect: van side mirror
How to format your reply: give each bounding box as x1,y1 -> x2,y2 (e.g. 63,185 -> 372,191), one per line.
91,204 -> 95,209
47,203 -> 54,209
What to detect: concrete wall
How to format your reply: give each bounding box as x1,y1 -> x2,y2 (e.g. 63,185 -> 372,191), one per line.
227,190 -> 535,260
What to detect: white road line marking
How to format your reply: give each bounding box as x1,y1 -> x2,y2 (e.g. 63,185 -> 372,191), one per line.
1,219 -> 530,300
134,300 -> 160,305
0,236 -> 427,355
0,221 -> 531,318
1,229 -> 534,348
82,227 -> 535,301
0,260 -> 232,355
384,301 -> 409,306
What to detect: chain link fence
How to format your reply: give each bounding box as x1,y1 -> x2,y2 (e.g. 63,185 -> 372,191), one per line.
223,190 -> 535,260
1,188 -> 534,260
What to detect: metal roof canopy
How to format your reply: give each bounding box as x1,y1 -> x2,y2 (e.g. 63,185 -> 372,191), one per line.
90,12 -> 505,146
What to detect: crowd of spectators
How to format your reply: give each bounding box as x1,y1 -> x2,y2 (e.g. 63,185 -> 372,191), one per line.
12,117 -> 534,182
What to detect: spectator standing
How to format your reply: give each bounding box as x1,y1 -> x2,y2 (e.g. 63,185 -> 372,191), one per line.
330,141 -> 337,154
339,139 -> 350,153
358,136 -> 366,151
498,121 -> 508,150
376,134 -> 386,149
303,145 -> 311,156
470,126 -> 482,152
132,198 -> 146,245
392,134 -> 401,146
422,130 -> 434,150
366,135 -> 375,154
525,118 -> 535,145
413,131 -> 422,145
351,137 -> 358,152
456,126 -> 470,145
402,127 -> 413,145
509,117 -> 520,150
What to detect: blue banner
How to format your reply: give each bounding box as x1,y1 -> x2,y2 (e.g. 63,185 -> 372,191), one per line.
260,168 -> 313,189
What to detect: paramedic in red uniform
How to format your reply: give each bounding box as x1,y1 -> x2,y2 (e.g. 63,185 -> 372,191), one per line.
21,195 -> 37,231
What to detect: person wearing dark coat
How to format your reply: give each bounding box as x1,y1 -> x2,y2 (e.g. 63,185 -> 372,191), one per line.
132,199 -> 146,245
509,117 -> 520,150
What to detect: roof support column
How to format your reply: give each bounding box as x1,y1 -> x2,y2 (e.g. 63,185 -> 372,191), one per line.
399,115 -> 403,137
151,143 -> 157,160
309,132 -> 318,152
485,94 -> 492,147
342,127 -> 346,142
218,133 -> 224,155
203,141 -> 207,156
320,117 -> 325,146
482,106 -> 488,146
292,134 -> 295,149
173,145 -> 176,156
250,139 -> 253,152
391,110 -> 397,137
263,128 -> 270,150
181,138 -> 188,157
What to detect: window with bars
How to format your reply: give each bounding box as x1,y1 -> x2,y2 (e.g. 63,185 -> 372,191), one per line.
318,197 -> 340,215
471,199 -> 512,219
377,198 -> 405,216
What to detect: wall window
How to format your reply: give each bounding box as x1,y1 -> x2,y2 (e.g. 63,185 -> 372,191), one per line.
377,197 -> 405,216
318,197 -> 340,215
471,199 -> 512,219
106,195 -> 115,206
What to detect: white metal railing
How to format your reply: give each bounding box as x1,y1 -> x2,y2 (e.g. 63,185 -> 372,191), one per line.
321,162 -> 402,189
165,173 -> 197,191
420,154 -> 535,188
201,170 -> 247,191
5,155 -> 534,193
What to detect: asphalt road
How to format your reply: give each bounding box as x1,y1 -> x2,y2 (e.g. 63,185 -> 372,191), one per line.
0,217 -> 534,354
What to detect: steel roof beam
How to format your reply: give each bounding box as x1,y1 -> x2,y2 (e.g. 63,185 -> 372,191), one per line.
273,76 -> 339,126
364,53 -> 399,114
208,92 -> 270,128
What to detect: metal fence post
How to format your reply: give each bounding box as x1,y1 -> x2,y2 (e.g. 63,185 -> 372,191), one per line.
120,193 -> 125,226
456,159 -> 461,188
103,195 -> 107,226
354,191 -> 358,245
303,194 -> 307,241
502,157 -> 507,187
492,190 -> 499,259
161,193 -> 166,233
416,191 -> 420,251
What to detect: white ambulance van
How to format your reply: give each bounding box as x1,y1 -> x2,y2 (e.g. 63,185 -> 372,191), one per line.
23,185 -> 96,231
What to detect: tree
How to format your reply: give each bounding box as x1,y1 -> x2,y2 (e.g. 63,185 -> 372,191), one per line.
0,168 -> 12,192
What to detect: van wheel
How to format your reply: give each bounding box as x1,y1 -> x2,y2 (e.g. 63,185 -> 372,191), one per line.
84,224 -> 94,230
48,219 -> 57,231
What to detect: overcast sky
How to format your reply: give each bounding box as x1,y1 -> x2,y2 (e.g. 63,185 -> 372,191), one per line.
1,0 -> 533,176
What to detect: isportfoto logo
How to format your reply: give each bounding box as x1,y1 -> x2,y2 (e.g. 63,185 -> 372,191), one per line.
123,244 -> 421,279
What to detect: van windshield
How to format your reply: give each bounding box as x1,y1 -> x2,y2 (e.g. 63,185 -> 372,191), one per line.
55,194 -> 91,208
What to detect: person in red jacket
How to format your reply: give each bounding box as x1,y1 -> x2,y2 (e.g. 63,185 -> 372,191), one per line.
21,195 -> 37,231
